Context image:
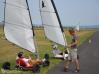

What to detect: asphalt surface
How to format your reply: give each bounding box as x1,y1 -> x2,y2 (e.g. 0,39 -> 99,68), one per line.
48,31 -> 99,74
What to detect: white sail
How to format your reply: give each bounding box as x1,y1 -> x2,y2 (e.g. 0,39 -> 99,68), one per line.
4,0 -> 36,52
39,0 -> 66,46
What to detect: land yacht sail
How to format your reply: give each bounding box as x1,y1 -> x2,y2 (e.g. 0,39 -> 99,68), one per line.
39,0 -> 67,47
4,0 -> 36,53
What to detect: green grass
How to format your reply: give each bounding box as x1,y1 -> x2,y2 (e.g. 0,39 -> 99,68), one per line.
0,27 -> 96,74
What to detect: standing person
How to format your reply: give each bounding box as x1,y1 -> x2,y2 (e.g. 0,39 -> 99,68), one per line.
64,28 -> 80,72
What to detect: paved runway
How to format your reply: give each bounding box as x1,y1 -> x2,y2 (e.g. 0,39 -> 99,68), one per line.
48,31 -> 99,74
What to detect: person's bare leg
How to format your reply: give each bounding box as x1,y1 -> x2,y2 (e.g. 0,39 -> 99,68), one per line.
29,59 -> 42,65
75,59 -> 80,70
73,59 -> 80,72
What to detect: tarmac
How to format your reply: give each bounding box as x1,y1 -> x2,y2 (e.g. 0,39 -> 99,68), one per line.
48,31 -> 99,74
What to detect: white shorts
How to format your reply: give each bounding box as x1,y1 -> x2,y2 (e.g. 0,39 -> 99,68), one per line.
68,48 -> 78,61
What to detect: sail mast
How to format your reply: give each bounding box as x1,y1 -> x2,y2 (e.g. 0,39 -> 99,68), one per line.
26,0 -> 35,36
4,0 -> 6,26
26,0 -> 39,58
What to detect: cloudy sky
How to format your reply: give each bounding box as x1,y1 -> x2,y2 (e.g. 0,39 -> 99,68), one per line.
0,0 -> 99,26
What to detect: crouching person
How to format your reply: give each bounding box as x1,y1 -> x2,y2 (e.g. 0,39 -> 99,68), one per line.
52,44 -> 68,60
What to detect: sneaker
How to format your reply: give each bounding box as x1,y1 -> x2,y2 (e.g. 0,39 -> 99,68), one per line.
74,69 -> 80,73
64,67 -> 68,72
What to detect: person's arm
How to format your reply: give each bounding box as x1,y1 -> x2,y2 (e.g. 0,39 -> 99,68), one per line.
67,36 -> 79,48
69,40 -> 78,47
28,56 -> 32,60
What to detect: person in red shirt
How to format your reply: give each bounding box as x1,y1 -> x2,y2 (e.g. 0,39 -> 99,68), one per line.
16,52 -> 42,68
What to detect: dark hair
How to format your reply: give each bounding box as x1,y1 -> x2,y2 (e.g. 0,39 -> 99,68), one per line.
18,52 -> 23,58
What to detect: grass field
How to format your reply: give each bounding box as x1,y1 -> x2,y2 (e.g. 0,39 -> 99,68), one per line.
0,27 -> 96,74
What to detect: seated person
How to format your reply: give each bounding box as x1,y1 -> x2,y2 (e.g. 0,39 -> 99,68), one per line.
52,44 -> 68,59
16,52 -> 42,68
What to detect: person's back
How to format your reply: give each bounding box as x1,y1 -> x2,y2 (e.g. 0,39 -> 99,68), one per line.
16,58 -> 27,67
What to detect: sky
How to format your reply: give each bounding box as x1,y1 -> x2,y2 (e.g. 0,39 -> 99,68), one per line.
0,0 -> 99,26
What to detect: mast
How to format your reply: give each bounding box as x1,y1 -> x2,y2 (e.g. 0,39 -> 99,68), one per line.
26,0 -> 39,58
26,0 -> 35,36
4,0 -> 6,26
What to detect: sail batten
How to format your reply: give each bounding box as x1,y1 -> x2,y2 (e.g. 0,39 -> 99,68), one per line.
40,0 -> 66,46
4,0 -> 35,53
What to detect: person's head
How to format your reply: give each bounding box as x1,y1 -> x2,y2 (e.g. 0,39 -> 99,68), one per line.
17,52 -> 24,58
68,27 -> 76,36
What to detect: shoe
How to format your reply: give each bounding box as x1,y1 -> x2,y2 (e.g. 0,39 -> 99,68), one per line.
74,69 -> 80,73
64,67 -> 68,72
